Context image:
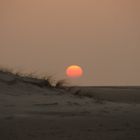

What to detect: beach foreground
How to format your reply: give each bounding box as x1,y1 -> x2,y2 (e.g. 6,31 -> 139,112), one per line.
0,72 -> 140,140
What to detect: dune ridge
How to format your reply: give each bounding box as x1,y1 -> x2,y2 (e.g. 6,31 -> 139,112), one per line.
0,70 -> 140,140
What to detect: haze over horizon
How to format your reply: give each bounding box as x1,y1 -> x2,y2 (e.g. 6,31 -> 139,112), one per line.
1,0 -> 140,86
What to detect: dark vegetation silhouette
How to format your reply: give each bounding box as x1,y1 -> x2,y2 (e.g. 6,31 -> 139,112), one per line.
0,67 -> 67,89
0,67 -> 103,102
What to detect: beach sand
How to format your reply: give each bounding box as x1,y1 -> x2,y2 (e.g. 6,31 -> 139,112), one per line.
0,72 -> 140,140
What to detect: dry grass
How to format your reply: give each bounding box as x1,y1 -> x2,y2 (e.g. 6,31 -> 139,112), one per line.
0,67 -> 68,89
70,88 -> 105,104
55,79 -> 69,88
0,67 -> 15,75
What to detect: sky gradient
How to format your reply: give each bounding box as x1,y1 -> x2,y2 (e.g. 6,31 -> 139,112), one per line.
1,0 -> 140,85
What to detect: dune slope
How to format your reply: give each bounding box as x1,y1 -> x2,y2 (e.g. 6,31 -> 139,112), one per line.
0,71 -> 140,140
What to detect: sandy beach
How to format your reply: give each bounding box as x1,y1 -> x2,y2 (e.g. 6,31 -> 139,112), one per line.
0,72 -> 140,140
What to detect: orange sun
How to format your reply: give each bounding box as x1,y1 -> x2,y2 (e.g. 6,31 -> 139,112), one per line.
66,65 -> 83,78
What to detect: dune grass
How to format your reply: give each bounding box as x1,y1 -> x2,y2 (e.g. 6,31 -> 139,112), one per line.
0,67 -> 105,104
0,67 -> 68,89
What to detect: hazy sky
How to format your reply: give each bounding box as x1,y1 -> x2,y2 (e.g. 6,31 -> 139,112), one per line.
0,0 -> 140,86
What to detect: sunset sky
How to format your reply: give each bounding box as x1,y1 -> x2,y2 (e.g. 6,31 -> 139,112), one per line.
0,0 -> 140,85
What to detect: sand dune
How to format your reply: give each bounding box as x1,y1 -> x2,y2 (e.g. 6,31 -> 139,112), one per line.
0,71 -> 140,140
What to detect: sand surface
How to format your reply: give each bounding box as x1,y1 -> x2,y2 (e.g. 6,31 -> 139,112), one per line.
0,72 -> 140,140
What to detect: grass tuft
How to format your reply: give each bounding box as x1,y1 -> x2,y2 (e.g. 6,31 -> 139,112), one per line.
55,79 -> 68,88
0,67 -> 68,89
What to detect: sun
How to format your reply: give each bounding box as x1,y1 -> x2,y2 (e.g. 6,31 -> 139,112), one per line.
66,65 -> 83,78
